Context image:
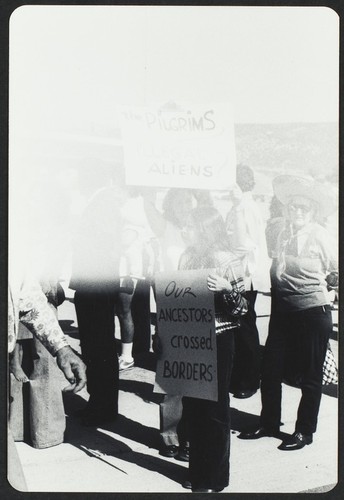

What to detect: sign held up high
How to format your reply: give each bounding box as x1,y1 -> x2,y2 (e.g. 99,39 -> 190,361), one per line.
119,103 -> 236,190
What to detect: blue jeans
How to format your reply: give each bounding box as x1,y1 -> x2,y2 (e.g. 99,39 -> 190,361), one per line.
9,332 -> 66,449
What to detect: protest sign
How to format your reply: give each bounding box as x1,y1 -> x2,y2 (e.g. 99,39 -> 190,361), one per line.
154,269 -> 218,401
119,103 -> 236,190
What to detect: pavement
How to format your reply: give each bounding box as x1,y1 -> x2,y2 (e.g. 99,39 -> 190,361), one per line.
10,289 -> 339,494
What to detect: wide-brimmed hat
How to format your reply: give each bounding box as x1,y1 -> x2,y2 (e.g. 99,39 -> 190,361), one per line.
272,174 -> 337,218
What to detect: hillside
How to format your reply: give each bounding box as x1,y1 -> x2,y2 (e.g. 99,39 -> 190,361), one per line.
234,122 -> 338,184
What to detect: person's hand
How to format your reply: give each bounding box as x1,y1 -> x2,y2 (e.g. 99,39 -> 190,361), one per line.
326,271 -> 338,290
207,274 -> 233,293
56,346 -> 87,393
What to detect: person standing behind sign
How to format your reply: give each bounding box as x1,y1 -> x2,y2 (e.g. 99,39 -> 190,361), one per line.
144,187 -> 195,461
179,206 -> 248,493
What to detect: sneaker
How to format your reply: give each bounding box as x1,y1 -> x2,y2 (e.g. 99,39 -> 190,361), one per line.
118,357 -> 134,371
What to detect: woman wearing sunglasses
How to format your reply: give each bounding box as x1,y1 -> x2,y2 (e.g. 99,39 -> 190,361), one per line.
239,174 -> 337,451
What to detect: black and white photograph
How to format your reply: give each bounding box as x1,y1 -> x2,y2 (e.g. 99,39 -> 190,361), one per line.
6,3 -> 339,494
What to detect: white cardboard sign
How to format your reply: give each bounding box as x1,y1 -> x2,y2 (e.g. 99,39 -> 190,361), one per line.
119,103 -> 236,190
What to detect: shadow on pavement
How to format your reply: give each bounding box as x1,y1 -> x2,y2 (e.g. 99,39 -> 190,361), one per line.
230,407 -> 290,441
63,391 -> 160,450
62,411 -> 187,487
119,378 -> 164,405
100,413 -> 160,450
133,351 -> 157,372
230,407 -> 260,433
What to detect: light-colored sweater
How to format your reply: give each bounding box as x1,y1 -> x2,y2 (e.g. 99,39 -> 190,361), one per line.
271,222 -> 337,311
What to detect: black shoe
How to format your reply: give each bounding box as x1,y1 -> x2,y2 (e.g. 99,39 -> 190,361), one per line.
233,389 -> 257,399
238,427 -> 279,440
278,432 -> 313,451
175,443 -> 189,462
182,478 -> 192,489
159,444 -> 179,458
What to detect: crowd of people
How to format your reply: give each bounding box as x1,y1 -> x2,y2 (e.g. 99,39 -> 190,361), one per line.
8,163 -> 338,492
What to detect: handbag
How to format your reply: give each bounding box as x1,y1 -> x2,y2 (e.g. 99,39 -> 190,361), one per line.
322,342 -> 338,386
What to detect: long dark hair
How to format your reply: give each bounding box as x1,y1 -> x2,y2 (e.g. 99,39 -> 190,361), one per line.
162,188 -> 193,228
189,206 -> 231,251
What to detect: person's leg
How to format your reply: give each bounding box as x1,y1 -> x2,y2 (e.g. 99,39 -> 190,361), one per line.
117,290 -> 135,369
74,289 -> 118,420
159,394 -> 183,456
185,332 -> 234,491
230,290 -> 261,396
9,343 -> 29,383
260,311 -> 288,432
295,306 -> 332,435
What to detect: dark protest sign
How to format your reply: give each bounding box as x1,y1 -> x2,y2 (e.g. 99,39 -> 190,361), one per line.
154,269 -> 218,401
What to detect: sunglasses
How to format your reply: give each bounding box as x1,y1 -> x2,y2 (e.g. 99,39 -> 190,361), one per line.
289,204 -> 312,213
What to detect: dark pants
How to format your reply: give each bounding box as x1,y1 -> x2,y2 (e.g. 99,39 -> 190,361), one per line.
132,279 -> 151,355
74,289 -> 119,415
260,305 -> 332,435
230,290 -> 261,393
182,331 -> 235,491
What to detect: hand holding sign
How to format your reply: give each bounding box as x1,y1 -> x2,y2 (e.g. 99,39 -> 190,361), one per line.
207,274 -> 233,293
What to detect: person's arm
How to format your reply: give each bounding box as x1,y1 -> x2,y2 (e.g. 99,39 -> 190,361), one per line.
316,225 -> 338,290
226,189 -> 253,258
265,217 -> 285,259
18,281 -> 86,392
55,346 -> 87,393
227,192 -> 261,259
207,259 -> 248,316
143,190 -> 166,237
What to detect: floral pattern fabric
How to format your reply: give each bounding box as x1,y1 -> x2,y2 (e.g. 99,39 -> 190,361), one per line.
8,280 -> 68,355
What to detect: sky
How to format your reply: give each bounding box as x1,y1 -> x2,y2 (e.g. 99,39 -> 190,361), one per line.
9,4 -> 339,136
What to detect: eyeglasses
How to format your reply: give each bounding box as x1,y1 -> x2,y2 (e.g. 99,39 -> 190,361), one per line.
289,204 -> 312,213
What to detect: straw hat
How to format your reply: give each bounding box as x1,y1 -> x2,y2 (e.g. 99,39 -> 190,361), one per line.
272,174 -> 337,218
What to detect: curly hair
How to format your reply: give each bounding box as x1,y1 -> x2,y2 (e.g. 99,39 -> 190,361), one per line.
162,188 -> 193,227
236,164 -> 255,192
